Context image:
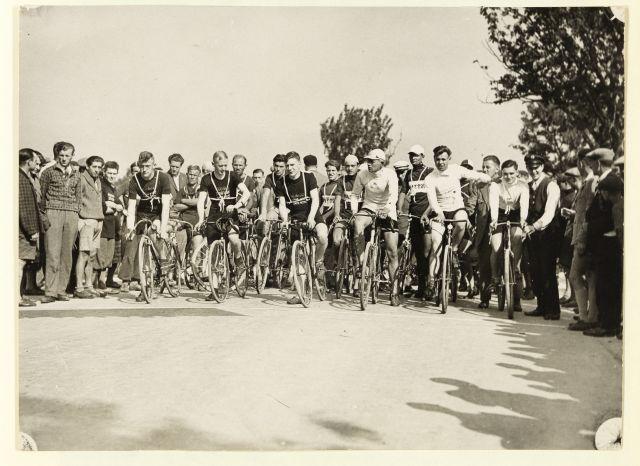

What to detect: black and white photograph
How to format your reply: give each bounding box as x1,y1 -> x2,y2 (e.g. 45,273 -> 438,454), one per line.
5,1 -> 638,462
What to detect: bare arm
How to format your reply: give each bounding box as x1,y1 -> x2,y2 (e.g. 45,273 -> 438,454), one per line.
308,188 -> 320,224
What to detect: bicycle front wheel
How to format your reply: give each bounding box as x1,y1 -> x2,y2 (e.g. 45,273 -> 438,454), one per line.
274,233 -> 288,289
208,240 -> 229,303
291,240 -> 312,307
256,236 -> 271,294
440,244 -> 450,314
359,242 -> 375,310
137,236 -> 155,304
335,237 -> 349,299
371,245 -> 380,305
192,241 -> 210,291
392,244 -> 410,306
235,245 -> 249,298
505,251 -> 514,319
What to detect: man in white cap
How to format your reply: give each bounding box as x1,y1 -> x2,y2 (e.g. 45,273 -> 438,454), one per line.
399,144 -> 434,299
351,148 -> 401,305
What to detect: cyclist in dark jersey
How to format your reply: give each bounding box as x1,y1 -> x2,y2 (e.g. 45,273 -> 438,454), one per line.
124,151 -> 173,301
333,154 -> 361,247
257,154 -> 287,236
319,160 -> 341,225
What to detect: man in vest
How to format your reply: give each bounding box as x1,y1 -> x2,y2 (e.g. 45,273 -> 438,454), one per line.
523,154 -> 562,320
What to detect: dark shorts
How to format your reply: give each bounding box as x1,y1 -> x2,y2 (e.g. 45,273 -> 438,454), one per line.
360,208 -> 398,233
290,210 -> 325,226
204,218 -> 238,244
497,208 -> 520,224
135,212 -> 160,234
429,208 -> 467,221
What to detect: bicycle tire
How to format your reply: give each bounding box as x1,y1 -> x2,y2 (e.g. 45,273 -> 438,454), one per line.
183,239 -> 195,290
450,249 -> 458,304
235,245 -> 249,298
256,236 -> 271,294
360,242 -> 374,310
192,241 -> 210,291
440,244 -> 450,314
274,232 -> 288,289
392,244 -> 409,305
137,236 -> 154,304
247,236 -> 259,283
497,252 -> 506,311
291,240 -> 312,307
505,251 -> 514,319
208,240 -> 229,303
164,242 -> 183,297
371,244 -> 380,304
335,237 -> 348,299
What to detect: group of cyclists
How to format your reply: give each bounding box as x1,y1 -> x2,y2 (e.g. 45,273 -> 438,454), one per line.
118,144 -> 535,313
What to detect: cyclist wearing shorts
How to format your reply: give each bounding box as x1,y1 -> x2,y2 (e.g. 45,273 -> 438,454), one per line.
195,151 -> 250,300
399,144 -> 434,299
124,151 -> 173,301
274,151 -> 329,304
489,159 -> 529,312
423,145 -> 491,296
320,160 -> 341,225
351,148 -> 399,305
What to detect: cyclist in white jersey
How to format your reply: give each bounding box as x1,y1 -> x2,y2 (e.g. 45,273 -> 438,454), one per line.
423,145 -> 491,294
488,159 -> 529,311
351,148 -> 400,305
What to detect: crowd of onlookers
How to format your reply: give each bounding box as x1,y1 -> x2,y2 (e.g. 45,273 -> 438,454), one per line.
18,141 -> 624,338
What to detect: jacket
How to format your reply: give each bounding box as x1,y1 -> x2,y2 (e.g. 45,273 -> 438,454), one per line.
19,168 -> 42,238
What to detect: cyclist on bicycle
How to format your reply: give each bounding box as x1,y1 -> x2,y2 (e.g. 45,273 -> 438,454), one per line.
274,151 -> 329,303
399,144 -> 434,299
319,160 -> 341,225
194,150 -> 251,300
332,154 -> 361,248
488,159 -> 529,312
257,154 -> 287,235
124,151 -> 173,301
173,164 -> 202,264
351,148 -> 400,305
422,145 -> 491,297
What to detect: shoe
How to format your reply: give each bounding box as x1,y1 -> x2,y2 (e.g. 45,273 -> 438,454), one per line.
55,294 -> 71,302
583,327 -> 617,337
135,293 -> 146,303
39,295 -> 56,304
573,315 -> 580,321
74,290 -> 94,299
522,288 -> 535,300
524,308 -> 544,317
24,287 -> 45,296
467,287 -> 478,299
514,303 -> 523,312
568,321 -> 597,331
544,314 -> 560,320
19,299 -> 36,307
130,282 -> 141,291
88,289 -> 107,298
105,280 -> 121,289
390,292 -> 400,307
478,301 -> 489,309
120,282 -> 130,293
287,295 -> 302,305
97,281 -> 107,290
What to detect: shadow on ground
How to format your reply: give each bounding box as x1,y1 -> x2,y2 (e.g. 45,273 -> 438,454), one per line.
19,307 -> 245,319
407,321 -> 622,449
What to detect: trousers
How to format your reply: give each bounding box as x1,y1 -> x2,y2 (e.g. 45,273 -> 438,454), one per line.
44,209 -> 79,297
527,228 -> 561,317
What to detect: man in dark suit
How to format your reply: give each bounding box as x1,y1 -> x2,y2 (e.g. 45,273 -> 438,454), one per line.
18,149 -> 44,307
465,155 -> 500,308
581,148 -> 623,337
167,153 -> 188,201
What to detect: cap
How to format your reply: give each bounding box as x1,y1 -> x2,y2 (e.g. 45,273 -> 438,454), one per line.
597,175 -> 623,193
585,148 -> 615,162
303,154 -> 318,166
344,154 -> 359,165
202,160 -> 214,172
408,144 -> 425,156
76,157 -> 87,168
461,159 -> 474,170
613,155 -> 625,166
524,154 -> 545,166
393,160 -> 411,171
563,167 -> 580,177
364,148 -> 386,161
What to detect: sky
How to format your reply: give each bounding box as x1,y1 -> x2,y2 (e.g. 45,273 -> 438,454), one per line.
19,6 -> 525,176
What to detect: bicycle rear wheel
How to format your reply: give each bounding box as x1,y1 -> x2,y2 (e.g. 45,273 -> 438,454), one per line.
208,240 -> 229,303
335,237 -> 349,299
450,249 -> 458,303
274,233 -> 288,289
505,251 -> 514,319
192,241 -> 210,291
256,236 -> 271,294
291,240 -> 312,307
137,236 -> 155,304
440,244 -> 450,314
371,245 -> 381,305
392,244 -> 410,305
235,245 -> 249,298
183,239 -> 195,290
163,241 -> 183,297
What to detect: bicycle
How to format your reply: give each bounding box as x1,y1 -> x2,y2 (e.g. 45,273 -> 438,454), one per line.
493,220 -> 522,320
255,219 -> 283,294
432,218 -> 468,314
132,218 -> 183,304
206,213 -> 245,303
272,222 -> 291,290
288,220 -> 327,307
235,211 -> 259,298
171,219 -> 197,290
357,211 -> 392,311
333,216 -> 357,299
392,213 -> 422,305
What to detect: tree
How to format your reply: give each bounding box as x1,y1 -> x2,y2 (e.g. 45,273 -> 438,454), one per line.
480,7 -> 625,159
512,102 -> 592,172
320,104 -> 394,164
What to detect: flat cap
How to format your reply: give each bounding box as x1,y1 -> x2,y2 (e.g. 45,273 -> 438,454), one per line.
563,167 -> 580,177
364,148 -> 386,161
597,175 -> 624,193
393,160 -> 411,171
524,154 -> 545,166
585,148 -> 615,162
408,144 -> 425,156
461,159 -> 474,170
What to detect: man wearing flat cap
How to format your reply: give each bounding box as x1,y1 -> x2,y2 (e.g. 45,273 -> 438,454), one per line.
582,148 -> 624,337
522,153 -> 562,319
